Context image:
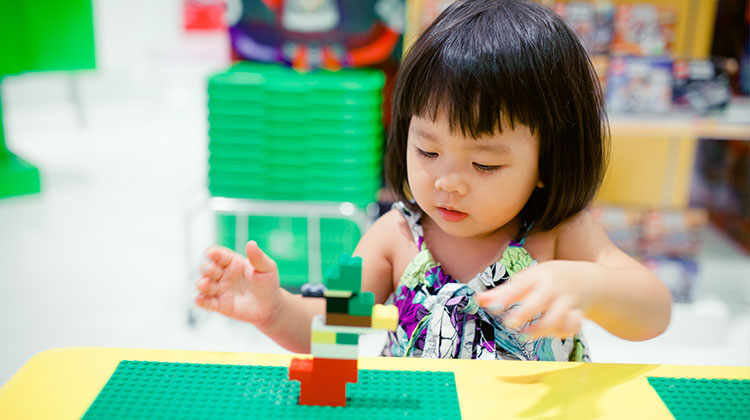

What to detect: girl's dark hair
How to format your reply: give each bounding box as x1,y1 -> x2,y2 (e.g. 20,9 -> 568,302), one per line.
384,0 -> 609,234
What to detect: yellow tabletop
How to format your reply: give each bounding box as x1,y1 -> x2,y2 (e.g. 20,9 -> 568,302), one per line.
0,347 -> 747,419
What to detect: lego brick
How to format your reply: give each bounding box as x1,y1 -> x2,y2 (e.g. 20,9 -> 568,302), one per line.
338,256 -> 362,288
311,342 -> 359,359
347,291 -> 375,316
336,333 -> 360,345
326,296 -> 349,314
325,255 -> 362,293
371,304 -> 398,331
289,357 -> 358,406
83,360 -> 461,419
311,314 -> 374,335
323,289 -> 353,298
326,313 -> 372,327
310,330 -> 336,344
647,377 -> 750,420
314,358 -> 358,383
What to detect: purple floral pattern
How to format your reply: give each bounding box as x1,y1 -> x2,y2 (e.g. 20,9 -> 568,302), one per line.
381,202 -> 591,361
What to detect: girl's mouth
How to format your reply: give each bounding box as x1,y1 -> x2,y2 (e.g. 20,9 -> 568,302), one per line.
437,207 -> 467,222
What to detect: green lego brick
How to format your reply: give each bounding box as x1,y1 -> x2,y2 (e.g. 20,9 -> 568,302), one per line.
348,292 -> 375,317
336,332 -> 360,345
0,153 -> 41,198
83,361 -> 461,419
647,377 -> 750,420
324,255 -> 362,293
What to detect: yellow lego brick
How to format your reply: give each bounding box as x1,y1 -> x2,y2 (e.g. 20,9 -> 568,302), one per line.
371,304 -> 398,331
310,330 -> 336,344
323,290 -> 353,298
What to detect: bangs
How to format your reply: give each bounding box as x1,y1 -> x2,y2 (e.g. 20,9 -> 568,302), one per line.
393,0 -> 585,139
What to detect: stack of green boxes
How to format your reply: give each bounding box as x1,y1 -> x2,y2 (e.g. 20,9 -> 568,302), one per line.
207,62 -> 384,206
207,62 -> 385,290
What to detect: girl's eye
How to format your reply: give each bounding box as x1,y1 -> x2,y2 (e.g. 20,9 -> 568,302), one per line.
416,148 -> 438,159
473,163 -> 502,173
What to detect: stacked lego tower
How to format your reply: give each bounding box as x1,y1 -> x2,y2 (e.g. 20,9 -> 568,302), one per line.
288,255 -> 397,407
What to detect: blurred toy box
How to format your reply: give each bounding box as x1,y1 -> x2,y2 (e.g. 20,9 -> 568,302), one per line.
641,208 -> 708,258
672,59 -> 732,114
611,3 -> 676,57
606,56 -> 673,114
588,205 -> 643,257
644,257 -> 698,303
554,1 -> 614,55
590,205 -> 708,303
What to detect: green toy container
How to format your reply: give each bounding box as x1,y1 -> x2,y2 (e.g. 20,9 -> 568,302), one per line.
216,214 -> 363,290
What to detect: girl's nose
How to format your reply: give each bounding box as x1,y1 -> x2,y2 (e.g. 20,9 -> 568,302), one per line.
434,172 -> 468,196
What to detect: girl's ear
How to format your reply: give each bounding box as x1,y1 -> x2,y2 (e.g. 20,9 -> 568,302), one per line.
536,179 -> 544,189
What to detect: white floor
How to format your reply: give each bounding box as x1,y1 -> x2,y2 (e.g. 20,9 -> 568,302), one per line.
1,2 -> 749,387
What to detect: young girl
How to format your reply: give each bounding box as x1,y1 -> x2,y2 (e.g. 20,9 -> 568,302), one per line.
195,0 -> 672,361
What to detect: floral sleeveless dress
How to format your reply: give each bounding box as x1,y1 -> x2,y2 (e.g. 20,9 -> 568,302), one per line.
381,202 -> 591,361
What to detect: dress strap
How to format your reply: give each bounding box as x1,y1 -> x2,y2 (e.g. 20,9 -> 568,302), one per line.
514,220 -> 534,246
392,201 -> 425,250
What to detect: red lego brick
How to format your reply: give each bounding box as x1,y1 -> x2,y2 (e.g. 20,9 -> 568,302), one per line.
288,357 -> 359,407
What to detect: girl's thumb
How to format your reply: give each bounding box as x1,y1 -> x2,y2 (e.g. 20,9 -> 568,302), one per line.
245,241 -> 277,273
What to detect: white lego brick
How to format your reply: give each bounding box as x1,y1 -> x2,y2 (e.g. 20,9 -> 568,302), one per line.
311,342 -> 359,359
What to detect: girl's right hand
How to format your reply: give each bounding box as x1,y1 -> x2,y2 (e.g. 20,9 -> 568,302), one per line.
194,241 -> 282,328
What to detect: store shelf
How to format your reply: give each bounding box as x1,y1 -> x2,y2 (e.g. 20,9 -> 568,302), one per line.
609,97 -> 750,140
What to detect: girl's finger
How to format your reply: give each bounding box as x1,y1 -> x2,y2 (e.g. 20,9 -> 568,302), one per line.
558,309 -> 584,338
199,262 -> 222,282
194,276 -> 210,292
194,293 -> 218,311
478,272 -> 535,313
503,286 -> 554,329
206,246 -> 235,268
522,297 -> 572,338
245,241 -> 277,274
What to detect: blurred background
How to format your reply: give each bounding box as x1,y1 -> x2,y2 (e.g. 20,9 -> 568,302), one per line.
0,0 -> 748,385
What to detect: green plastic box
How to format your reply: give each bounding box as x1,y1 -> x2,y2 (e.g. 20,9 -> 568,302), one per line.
216,214 -> 363,290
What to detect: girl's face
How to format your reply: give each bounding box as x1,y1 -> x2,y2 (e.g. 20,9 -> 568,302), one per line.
406,112 -> 541,239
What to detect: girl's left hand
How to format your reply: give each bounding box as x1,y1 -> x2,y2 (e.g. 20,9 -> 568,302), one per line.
477,260 -> 596,340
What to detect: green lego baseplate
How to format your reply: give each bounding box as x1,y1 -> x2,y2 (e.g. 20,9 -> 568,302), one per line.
82,360 -> 461,420
647,376 -> 749,420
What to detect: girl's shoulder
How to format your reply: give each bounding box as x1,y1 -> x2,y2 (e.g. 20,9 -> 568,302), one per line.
357,207 -> 418,259
355,207 -> 421,301
526,209 -> 613,262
